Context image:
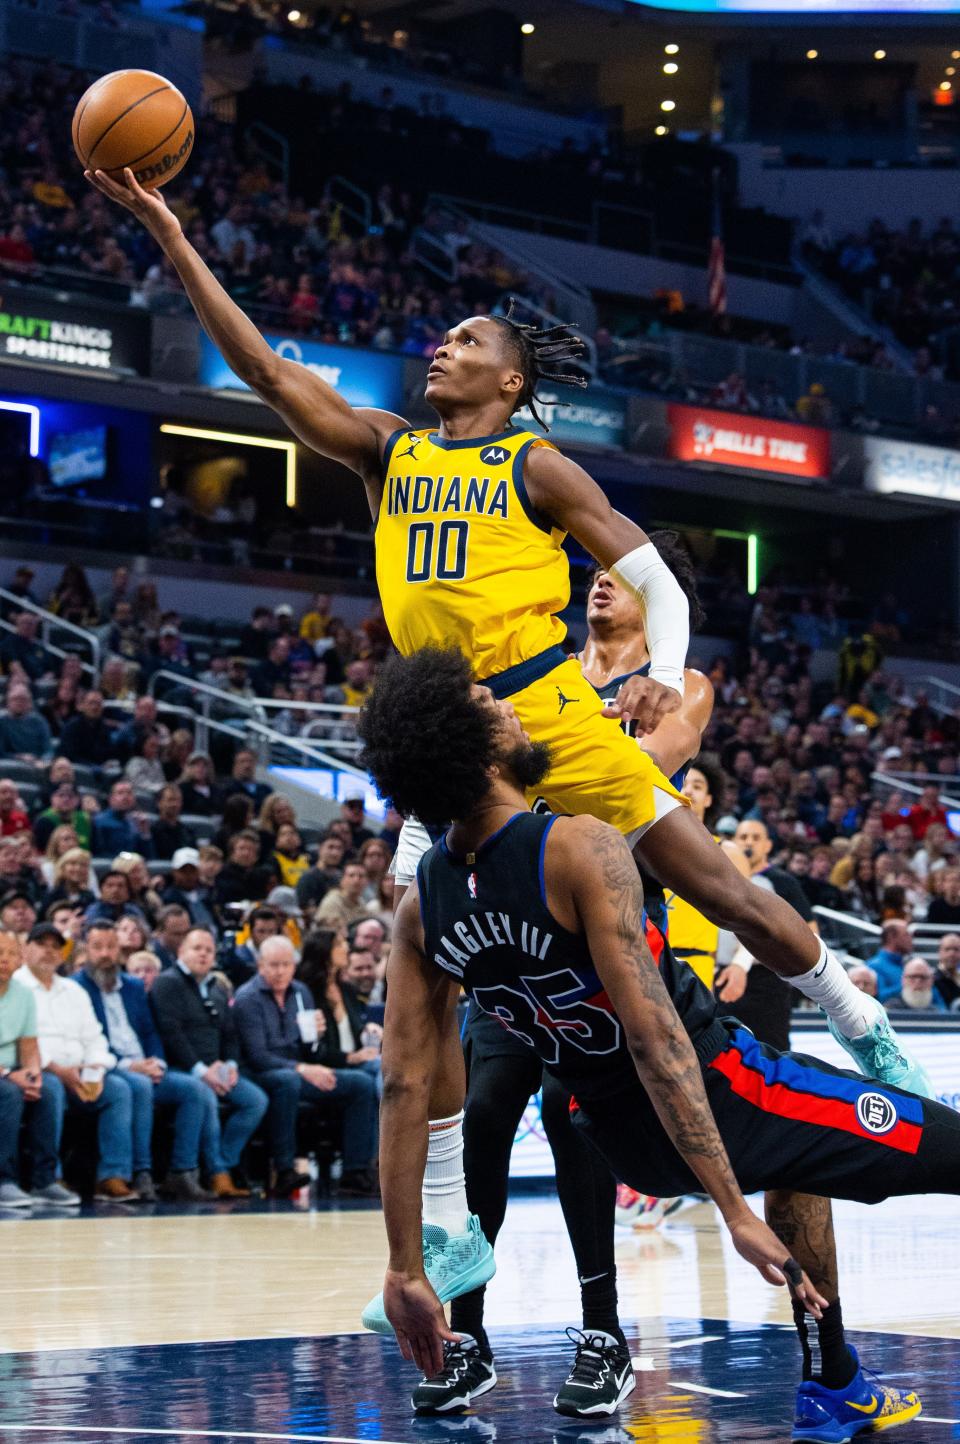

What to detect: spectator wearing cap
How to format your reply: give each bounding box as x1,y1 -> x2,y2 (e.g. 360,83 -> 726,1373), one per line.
221,748 -> 271,812
93,781 -> 153,859
339,793 -> 375,851
150,927 -> 268,1198
59,691 -> 119,767
1,890 -> 37,942
0,682 -> 52,760
0,929 -> 78,1209
234,935 -> 378,1199
0,779 -> 30,839
162,848 -> 219,934
934,933 -> 960,1010
178,753 -> 219,817
16,922 -> 139,1201
32,782 -> 92,853
150,905 -> 193,972
75,921 -> 213,1203
84,872 -> 147,929
315,860 -> 373,934
295,832 -> 345,922
150,785 -> 195,862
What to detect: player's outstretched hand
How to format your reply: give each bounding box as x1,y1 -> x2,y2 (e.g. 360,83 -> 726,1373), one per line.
383,1268 -> 461,1375
728,1212 -> 828,1320
602,674 -> 681,736
84,167 -> 183,251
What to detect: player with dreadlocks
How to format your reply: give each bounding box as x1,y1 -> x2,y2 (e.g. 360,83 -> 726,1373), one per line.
94,169 -> 929,1335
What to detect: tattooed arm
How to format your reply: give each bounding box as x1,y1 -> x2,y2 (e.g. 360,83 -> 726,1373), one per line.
549,815 -> 826,1315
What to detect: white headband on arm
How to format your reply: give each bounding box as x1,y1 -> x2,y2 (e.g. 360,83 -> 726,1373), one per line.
609,542 -> 689,698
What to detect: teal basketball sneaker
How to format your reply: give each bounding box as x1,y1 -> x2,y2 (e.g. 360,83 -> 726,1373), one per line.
792,1346 -> 922,1442
826,1005 -> 934,1099
361,1214 -> 495,1335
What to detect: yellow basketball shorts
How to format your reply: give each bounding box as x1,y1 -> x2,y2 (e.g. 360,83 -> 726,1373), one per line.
507,657 -> 685,843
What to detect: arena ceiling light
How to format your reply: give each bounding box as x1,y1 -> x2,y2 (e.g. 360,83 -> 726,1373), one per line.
806,48 -> 819,59
0,400 -> 40,456
655,124 -> 669,134
664,61 -> 679,72
159,423 -> 298,507
665,43 -> 680,53
661,98 -> 676,110
521,22 -> 535,33
874,48 -> 886,58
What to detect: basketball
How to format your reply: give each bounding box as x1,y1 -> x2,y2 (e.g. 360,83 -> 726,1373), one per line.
71,69 -> 194,189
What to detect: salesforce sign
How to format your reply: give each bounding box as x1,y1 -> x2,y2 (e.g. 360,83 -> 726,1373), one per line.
864,436 -> 960,504
198,333 -> 404,411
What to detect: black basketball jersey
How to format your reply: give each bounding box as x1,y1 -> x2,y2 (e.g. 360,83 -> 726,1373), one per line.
417,811 -> 726,1102
588,660 -> 687,940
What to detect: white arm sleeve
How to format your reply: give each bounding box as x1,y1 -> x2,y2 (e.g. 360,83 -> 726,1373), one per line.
609,542 -> 689,697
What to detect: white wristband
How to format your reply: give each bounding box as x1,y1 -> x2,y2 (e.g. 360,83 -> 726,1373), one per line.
609,542 -> 689,697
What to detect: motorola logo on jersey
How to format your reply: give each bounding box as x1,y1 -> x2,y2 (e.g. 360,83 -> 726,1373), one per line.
479,445 -> 510,465
856,1092 -> 898,1136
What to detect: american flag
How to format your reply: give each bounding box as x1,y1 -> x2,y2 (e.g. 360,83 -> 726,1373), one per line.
708,168 -> 727,317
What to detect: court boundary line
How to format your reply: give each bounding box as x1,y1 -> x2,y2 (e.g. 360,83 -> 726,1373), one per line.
1,1427 -> 412,1444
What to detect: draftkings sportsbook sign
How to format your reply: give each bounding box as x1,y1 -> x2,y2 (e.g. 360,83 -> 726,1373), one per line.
667,403 -> 831,481
0,295 -> 150,375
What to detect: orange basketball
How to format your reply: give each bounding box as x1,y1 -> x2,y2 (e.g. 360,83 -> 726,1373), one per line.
72,70 -> 194,190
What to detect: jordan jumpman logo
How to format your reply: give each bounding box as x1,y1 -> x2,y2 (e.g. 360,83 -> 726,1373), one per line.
397,435 -> 421,459
557,686 -> 579,715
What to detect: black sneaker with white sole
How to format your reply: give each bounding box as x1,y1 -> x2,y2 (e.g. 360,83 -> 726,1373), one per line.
553,1328 -> 636,1418
411,1334 -> 497,1415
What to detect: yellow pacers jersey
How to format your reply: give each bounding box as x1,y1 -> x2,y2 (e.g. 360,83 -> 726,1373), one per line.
376,425 -> 569,678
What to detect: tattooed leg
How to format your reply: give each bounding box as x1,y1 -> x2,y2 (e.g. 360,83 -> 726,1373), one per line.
765,1191 -> 855,1387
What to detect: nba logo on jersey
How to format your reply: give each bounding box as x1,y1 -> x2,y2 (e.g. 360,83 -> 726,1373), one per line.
467,871 -> 478,899
479,445 -> 510,465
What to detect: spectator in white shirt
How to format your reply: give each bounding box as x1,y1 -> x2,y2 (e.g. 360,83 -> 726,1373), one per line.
15,923 -> 140,1202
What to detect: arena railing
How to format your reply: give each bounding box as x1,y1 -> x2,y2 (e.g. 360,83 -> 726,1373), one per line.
145,669 -> 363,766
0,588 -> 100,680
869,772 -> 960,811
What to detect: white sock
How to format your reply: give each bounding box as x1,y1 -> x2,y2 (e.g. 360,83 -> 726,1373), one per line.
422,1111 -> 470,1235
791,941 -> 881,1040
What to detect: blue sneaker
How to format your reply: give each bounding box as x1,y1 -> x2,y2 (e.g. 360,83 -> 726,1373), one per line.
827,1005 -> 934,1099
792,1346 -> 922,1442
361,1214 -> 495,1335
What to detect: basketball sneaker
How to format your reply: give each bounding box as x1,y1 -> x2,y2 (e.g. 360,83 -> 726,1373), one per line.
412,1334 -> 497,1415
792,1346 -> 921,1442
826,1006 -> 933,1099
360,1214 -> 495,1335
553,1328 -> 636,1418
614,1185 -> 683,1230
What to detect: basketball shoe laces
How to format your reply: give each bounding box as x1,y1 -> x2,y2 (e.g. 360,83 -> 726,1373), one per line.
564,1327 -> 618,1386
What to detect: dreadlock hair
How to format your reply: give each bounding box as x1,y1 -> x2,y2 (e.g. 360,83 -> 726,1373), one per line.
494,296 -> 589,433
358,648 -> 500,826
